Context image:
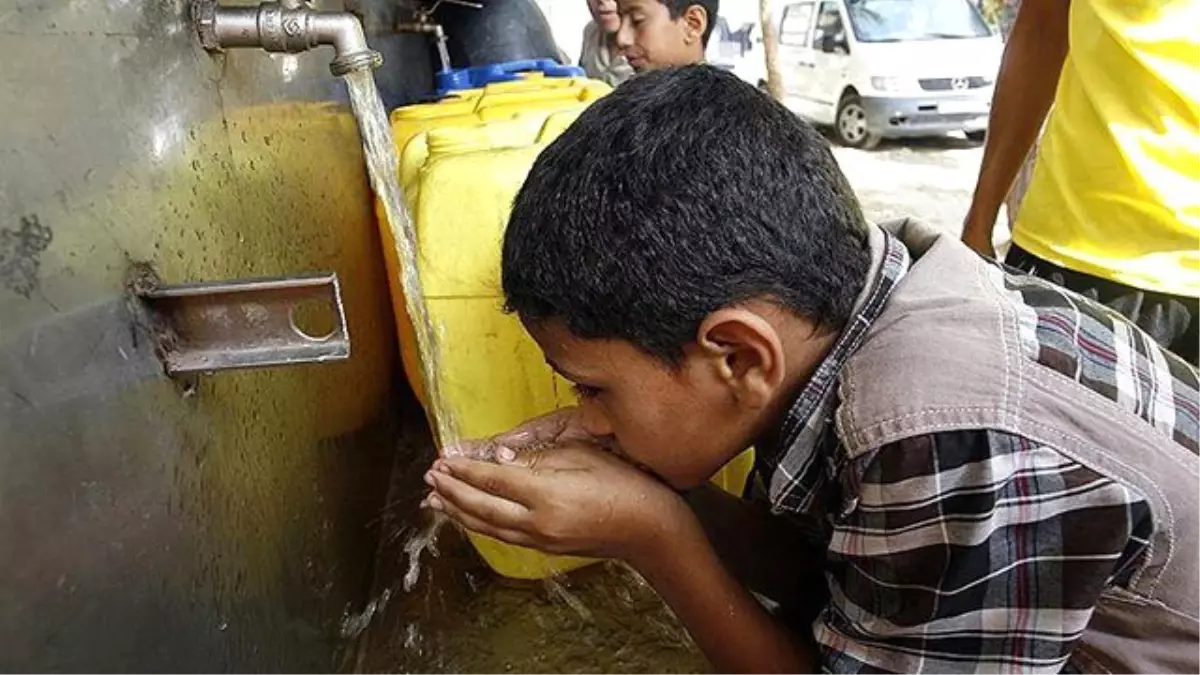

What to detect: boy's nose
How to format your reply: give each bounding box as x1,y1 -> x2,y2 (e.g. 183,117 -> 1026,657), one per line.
615,19 -> 634,50
578,400 -> 615,440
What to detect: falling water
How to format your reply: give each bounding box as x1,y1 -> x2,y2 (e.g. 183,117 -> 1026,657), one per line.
339,69 -> 596,626
342,69 -> 457,589
342,70 -> 458,448
434,40 -> 452,75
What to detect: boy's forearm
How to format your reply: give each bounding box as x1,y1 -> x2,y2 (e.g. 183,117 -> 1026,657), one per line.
629,508 -> 816,673
965,1 -> 1071,236
684,483 -> 827,619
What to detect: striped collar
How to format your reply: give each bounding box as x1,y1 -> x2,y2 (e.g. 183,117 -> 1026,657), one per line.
759,223 -> 911,513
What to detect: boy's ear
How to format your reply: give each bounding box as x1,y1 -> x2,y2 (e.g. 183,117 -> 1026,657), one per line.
681,5 -> 708,45
694,308 -> 785,409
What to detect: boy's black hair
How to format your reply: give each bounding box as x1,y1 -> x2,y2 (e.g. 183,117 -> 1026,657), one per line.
665,0 -> 719,46
502,66 -> 871,364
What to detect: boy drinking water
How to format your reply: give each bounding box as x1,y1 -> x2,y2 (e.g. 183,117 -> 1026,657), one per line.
614,0 -> 716,70
423,68 -> 1199,673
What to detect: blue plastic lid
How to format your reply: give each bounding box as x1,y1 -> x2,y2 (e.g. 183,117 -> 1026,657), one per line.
434,59 -> 586,96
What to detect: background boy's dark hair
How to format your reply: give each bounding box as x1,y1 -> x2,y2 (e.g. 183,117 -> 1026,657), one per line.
666,0 -> 720,46
502,66 -> 871,363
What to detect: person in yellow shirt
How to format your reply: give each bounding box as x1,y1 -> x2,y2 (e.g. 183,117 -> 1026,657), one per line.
963,0 -> 1199,364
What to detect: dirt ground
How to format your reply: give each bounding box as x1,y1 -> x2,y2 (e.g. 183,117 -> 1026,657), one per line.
831,134 -> 1011,244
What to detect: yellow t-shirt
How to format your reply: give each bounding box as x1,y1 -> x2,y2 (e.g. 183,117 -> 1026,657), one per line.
1014,0 -> 1200,298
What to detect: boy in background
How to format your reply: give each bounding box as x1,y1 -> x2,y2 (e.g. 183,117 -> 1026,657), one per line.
424,67 -> 1200,674
579,0 -> 634,86
614,0 -> 717,70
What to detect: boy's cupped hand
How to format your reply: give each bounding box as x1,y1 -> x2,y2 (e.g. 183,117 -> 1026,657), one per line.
422,440 -> 694,565
441,407 -> 599,461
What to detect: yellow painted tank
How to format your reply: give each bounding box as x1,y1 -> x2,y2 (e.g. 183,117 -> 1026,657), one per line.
377,79 -> 754,579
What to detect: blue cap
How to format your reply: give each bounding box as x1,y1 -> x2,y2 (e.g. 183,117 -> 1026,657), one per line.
434,59 -> 586,96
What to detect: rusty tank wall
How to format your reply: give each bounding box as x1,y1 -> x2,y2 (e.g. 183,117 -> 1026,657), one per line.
0,0 -> 435,670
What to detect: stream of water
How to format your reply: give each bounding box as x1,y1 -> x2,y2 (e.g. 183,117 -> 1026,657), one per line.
342,69 -> 578,606
343,70 -> 459,450
343,70 -> 456,591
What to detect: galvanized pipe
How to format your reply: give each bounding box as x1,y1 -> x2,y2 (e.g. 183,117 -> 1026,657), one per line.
192,0 -> 382,76
396,20 -> 451,73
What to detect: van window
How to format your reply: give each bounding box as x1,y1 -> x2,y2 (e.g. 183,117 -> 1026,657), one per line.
779,3 -> 814,46
812,2 -> 846,50
845,0 -> 991,43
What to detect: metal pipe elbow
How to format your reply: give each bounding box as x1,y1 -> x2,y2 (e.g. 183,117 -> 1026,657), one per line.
309,12 -> 381,76
193,1 -> 382,76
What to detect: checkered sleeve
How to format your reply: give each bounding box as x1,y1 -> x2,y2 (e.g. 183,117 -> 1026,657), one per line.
816,429 -> 1153,674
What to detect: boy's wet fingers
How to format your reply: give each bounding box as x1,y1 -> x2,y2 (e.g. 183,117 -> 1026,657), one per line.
495,445 -> 518,463
436,498 -> 535,548
442,457 -> 541,503
429,470 -> 530,529
494,445 -> 546,469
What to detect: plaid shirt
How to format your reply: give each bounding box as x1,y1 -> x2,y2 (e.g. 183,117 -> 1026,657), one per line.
758,228 -> 1198,673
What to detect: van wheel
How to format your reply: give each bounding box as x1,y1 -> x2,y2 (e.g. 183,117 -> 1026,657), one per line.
835,93 -> 881,150
966,129 -> 986,143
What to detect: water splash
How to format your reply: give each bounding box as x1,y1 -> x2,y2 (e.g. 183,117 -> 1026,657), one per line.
342,69 -> 460,589
340,588 -> 392,639
403,622 -> 423,653
402,513 -> 446,592
543,575 -> 593,623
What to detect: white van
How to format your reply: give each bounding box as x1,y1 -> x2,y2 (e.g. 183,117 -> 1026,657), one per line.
775,0 -> 1002,148
706,0 -> 770,88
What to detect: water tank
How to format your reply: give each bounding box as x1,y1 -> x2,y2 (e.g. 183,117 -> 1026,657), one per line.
440,0 -> 564,68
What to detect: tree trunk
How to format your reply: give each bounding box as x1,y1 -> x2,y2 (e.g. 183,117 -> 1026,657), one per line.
759,0 -> 784,99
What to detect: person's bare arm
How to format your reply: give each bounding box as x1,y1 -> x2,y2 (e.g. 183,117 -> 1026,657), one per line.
963,0 -> 1071,257
631,510 -> 815,673
684,483 -> 828,626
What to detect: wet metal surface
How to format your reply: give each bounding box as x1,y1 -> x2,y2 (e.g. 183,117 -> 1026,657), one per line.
1,0 -> 726,671
0,0 -> 434,670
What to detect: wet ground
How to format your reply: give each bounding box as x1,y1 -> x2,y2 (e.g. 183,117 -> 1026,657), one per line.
349,134 -> 1006,674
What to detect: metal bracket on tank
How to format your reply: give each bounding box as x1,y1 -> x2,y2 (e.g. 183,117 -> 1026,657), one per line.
130,265 -> 350,375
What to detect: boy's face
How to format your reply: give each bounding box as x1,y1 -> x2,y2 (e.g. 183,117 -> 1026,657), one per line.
526,314 -> 784,490
588,0 -> 622,34
614,0 -> 708,71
